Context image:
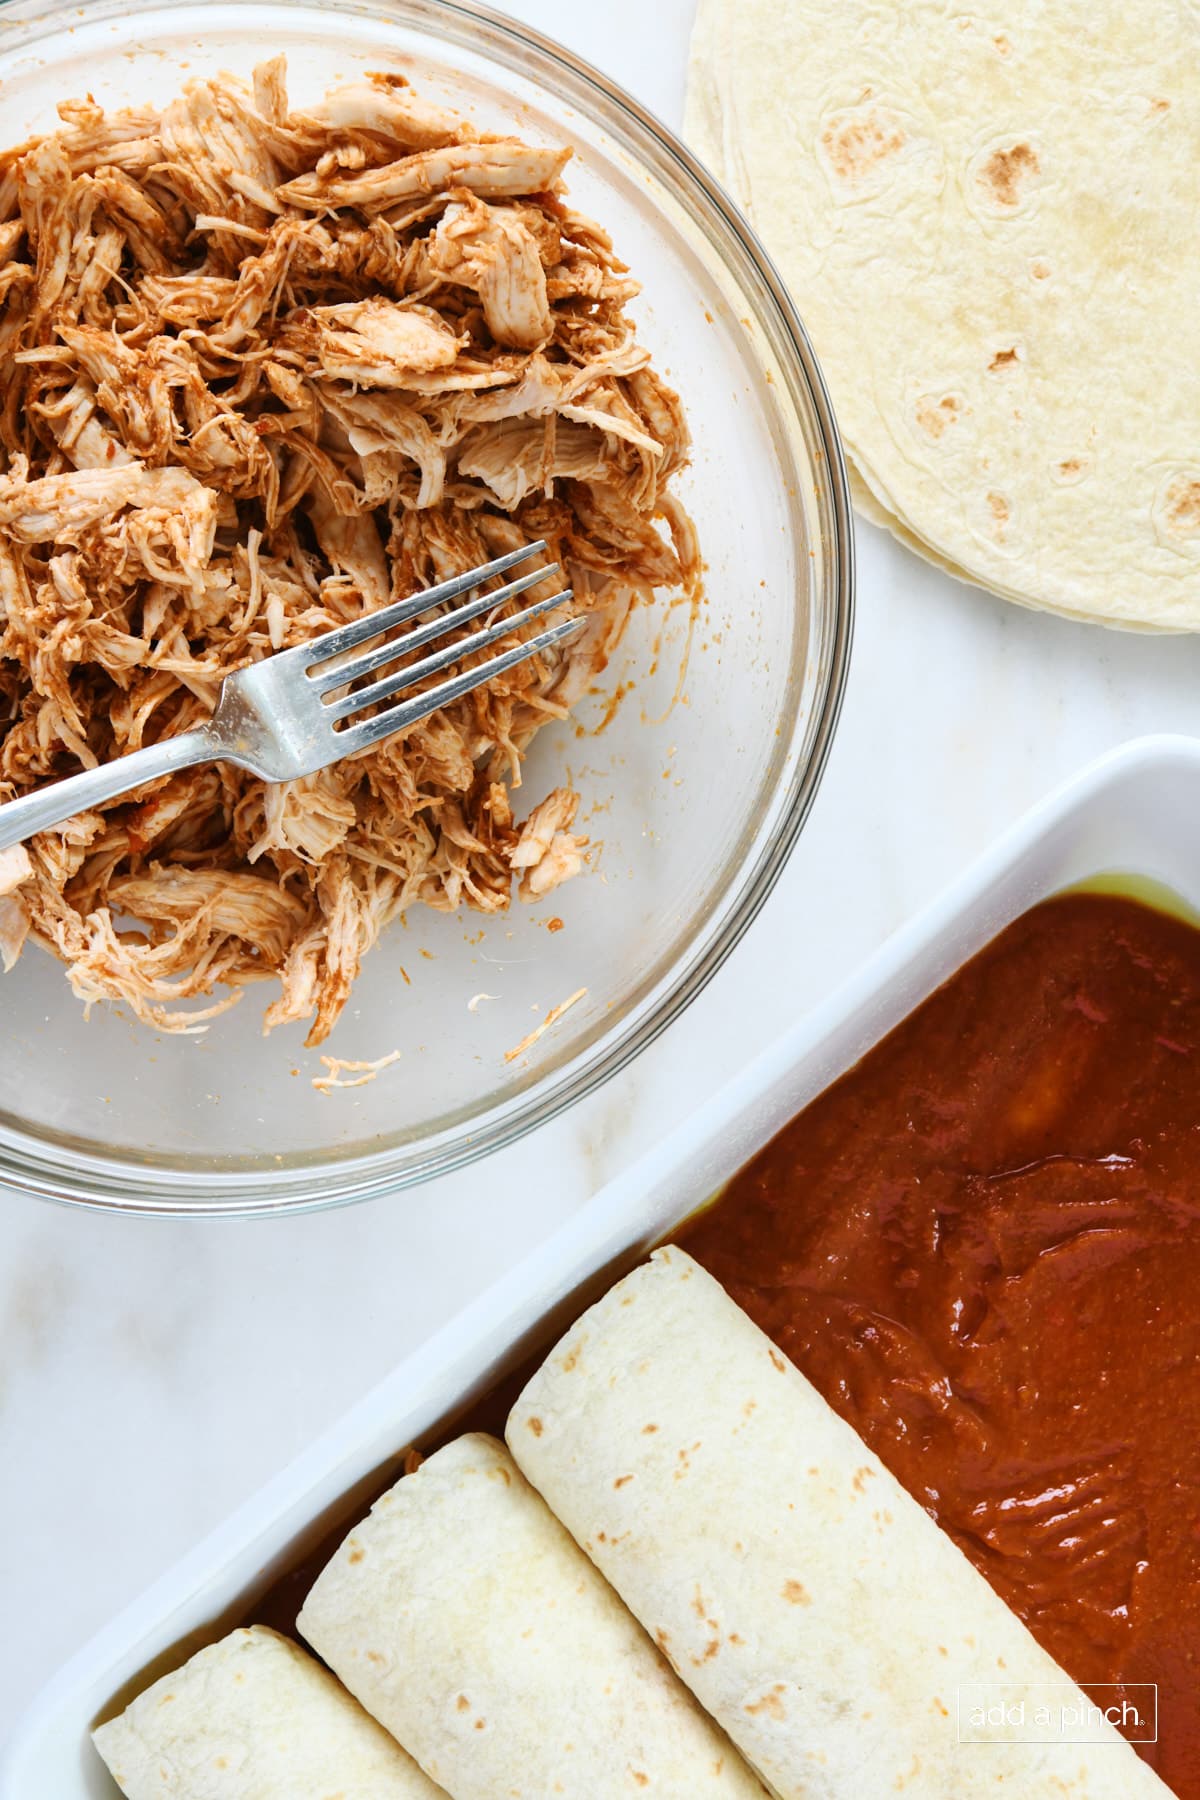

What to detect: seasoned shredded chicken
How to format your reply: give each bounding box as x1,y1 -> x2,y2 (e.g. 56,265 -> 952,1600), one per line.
504,985 -> 589,1063
312,1047 -> 402,1093
0,61 -> 696,1042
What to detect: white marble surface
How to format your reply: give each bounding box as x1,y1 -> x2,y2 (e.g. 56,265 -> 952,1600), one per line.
6,0 -> 1200,1750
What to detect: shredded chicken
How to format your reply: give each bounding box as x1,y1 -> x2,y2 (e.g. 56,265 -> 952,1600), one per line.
504,986 -> 589,1063
312,1047 -> 402,1092
509,786 -> 589,902
0,60 -> 696,1043
0,843 -> 31,896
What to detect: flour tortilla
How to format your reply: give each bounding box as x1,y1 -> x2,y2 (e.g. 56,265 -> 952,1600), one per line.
297,1433 -> 765,1799
508,1248 -> 1172,1800
687,0 -> 1200,630
92,1625 -> 442,1799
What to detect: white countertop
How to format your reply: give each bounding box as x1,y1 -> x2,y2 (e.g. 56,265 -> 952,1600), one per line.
6,0 -> 1200,1746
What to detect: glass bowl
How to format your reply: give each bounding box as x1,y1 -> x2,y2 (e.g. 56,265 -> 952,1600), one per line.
0,0 -> 854,1214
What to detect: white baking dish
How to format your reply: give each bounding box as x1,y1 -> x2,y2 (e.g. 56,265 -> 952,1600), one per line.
6,731 -> 1198,1799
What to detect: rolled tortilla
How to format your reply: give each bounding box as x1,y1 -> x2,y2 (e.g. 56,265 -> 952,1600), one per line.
508,1247 -> 1172,1800
92,1624 -> 443,1799
297,1433 -> 766,1798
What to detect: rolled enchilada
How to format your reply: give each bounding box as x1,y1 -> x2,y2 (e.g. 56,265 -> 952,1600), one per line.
507,1247 -> 1172,1800
92,1624 -> 442,1799
297,1432 -> 765,1798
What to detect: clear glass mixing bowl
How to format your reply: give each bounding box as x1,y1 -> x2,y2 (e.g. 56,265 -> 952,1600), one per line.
0,0 -> 854,1214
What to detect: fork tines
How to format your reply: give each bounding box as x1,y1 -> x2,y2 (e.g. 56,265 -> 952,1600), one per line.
305,540 -> 554,673
309,539 -> 586,753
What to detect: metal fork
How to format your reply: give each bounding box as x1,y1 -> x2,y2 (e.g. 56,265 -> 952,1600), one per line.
0,540 -> 582,853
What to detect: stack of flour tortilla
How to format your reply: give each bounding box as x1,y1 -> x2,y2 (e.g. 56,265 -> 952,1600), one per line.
687,0 -> 1200,630
94,1249 -> 1170,1799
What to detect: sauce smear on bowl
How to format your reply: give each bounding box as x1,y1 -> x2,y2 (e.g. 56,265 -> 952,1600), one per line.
679,891 -> 1200,1792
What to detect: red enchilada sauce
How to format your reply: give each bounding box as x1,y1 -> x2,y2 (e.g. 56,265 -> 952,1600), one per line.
678,892 -> 1200,1792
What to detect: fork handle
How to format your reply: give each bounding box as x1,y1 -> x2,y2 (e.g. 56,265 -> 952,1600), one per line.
0,727 -> 217,854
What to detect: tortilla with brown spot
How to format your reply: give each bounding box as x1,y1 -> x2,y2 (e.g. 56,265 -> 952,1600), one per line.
92,1626 -> 443,1799
687,0 -> 1200,629
297,1434 -> 766,1799
509,1249 -> 1172,1799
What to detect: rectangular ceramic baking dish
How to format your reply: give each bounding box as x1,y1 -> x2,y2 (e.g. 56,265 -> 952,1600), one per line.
6,732 -> 1198,1799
